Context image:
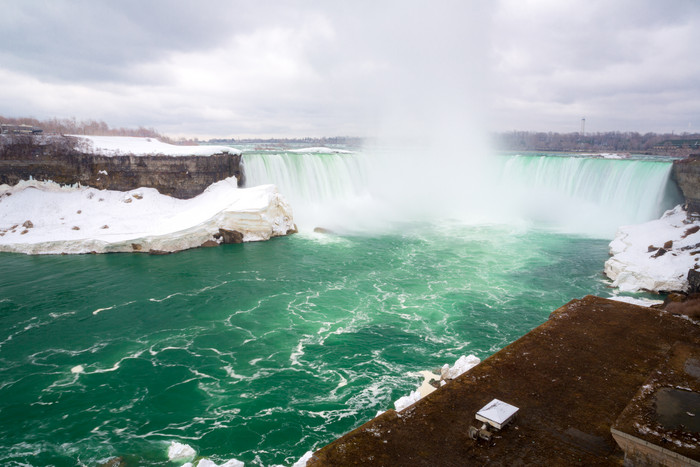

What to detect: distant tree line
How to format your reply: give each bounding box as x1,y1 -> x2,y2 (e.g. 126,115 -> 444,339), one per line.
0,116 -> 168,141
493,131 -> 700,156
4,116 -> 699,156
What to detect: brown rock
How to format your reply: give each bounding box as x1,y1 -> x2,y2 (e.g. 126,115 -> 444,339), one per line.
652,248 -> 667,258
218,228 -> 244,244
72,226 -> 80,230
647,245 -> 658,252
22,220 -> 33,228
200,240 -> 220,248
688,269 -> 700,294
663,240 -> 673,249
20,229 -> 28,235
683,225 -> 700,238
98,457 -> 126,467
131,243 -> 142,251
101,225 -> 109,229
148,249 -> 171,255
665,298 -> 700,319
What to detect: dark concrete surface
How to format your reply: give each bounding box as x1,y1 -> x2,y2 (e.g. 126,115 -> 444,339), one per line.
307,296 -> 700,466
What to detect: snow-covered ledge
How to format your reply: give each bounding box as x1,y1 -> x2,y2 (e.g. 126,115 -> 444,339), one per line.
605,206 -> 700,293
0,178 -> 295,255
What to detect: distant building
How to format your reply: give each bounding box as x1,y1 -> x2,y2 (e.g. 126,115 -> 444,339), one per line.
0,124 -> 43,135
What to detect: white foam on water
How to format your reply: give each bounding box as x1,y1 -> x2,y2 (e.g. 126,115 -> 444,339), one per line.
70,365 -> 84,374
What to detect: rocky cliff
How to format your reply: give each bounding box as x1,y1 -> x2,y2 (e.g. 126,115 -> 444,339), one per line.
0,135 -> 243,199
672,154 -> 700,214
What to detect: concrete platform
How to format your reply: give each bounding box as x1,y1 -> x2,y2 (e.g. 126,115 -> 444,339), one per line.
612,342 -> 700,466
307,296 -> 700,466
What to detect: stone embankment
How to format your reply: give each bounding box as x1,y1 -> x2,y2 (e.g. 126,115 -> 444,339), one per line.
0,135 -> 243,198
307,296 -> 699,466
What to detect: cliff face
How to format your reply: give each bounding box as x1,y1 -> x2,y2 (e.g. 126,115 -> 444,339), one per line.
672,155 -> 700,214
0,135 -> 243,199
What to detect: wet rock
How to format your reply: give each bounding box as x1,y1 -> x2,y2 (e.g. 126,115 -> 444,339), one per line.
652,248 -> 667,258
688,269 -> 700,294
200,240 -> 219,248
148,249 -> 171,255
218,228 -> 244,244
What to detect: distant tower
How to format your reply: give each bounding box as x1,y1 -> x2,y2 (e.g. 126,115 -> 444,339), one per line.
581,117 -> 586,136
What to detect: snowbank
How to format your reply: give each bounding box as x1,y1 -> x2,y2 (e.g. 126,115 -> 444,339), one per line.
71,135 -> 241,157
168,441 -> 196,462
604,206 -> 700,292
0,178 -> 295,255
394,355 -> 480,412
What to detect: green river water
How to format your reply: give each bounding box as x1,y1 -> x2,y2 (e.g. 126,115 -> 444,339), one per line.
0,150 -> 680,466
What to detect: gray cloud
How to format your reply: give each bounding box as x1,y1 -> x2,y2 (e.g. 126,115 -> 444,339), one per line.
0,1 -> 698,136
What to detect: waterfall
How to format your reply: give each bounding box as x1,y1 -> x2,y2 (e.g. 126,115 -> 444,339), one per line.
496,155 -> 682,237
242,150 -> 372,230
242,149 -> 682,238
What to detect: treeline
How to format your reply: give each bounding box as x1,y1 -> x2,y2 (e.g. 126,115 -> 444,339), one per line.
0,116 -> 169,141
494,131 -> 700,155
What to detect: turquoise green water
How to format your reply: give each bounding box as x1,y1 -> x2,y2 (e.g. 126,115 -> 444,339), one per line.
0,149 -> 680,466
1,224 -> 613,466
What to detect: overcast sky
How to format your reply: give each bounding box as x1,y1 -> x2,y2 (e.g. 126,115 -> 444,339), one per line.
1,0 -> 699,138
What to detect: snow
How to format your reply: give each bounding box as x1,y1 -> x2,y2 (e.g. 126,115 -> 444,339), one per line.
606,295 -> 664,307
0,178 -> 295,255
195,459 -> 244,467
168,441 -> 196,461
70,135 -> 240,157
394,388 -> 421,412
605,205 -> 700,292
291,451 -> 314,467
393,355 -> 481,412
441,354 -> 481,380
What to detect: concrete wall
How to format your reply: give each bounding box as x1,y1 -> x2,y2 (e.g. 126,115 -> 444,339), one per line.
0,135 -> 243,199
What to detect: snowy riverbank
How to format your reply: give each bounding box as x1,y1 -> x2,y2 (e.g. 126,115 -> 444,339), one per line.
70,135 -> 241,156
605,205 -> 700,293
0,178 -> 295,255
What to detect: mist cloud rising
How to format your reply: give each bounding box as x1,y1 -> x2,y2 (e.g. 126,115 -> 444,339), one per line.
1,1 -> 698,137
